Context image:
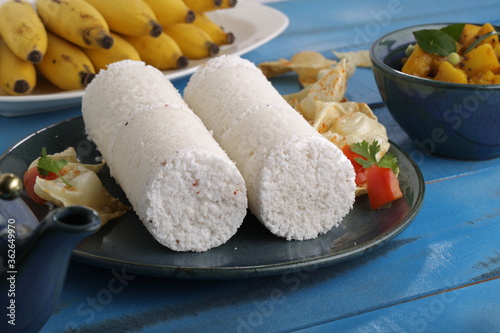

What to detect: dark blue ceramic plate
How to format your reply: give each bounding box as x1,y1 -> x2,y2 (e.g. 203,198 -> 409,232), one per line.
0,117 -> 424,279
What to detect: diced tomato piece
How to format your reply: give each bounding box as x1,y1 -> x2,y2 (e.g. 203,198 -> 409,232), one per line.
342,145 -> 364,171
23,167 -> 58,204
366,166 -> 403,209
355,168 -> 368,187
342,145 -> 368,186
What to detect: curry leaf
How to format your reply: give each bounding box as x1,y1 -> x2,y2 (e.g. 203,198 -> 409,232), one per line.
413,29 -> 457,56
440,23 -> 465,42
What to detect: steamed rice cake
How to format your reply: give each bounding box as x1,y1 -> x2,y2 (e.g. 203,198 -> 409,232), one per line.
82,60 -> 247,252
184,55 -> 356,240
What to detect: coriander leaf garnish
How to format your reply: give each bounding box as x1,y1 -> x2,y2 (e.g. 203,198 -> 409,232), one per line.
350,140 -> 399,174
413,29 -> 458,56
37,147 -> 72,187
350,140 -> 377,168
378,152 -> 399,174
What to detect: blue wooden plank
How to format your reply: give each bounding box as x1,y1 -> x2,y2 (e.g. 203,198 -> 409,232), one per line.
250,0 -> 500,60
0,107 -> 81,155
297,278 -> 500,333
39,168 -> 500,332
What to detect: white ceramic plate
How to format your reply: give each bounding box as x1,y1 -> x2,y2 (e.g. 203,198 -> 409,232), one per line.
0,0 -> 289,117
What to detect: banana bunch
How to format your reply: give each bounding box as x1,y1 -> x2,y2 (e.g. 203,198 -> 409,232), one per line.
36,0 -> 113,49
0,40 -> 37,95
183,0 -> 238,12
124,33 -> 188,70
83,32 -> 141,72
144,0 -> 195,26
0,0 -> 44,95
152,0 -> 237,59
36,32 -> 96,91
165,23 -> 220,60
192,12 -> 235,46
0,0 -> 237,96
0,0 -> 46,64
85,0 -> 163,37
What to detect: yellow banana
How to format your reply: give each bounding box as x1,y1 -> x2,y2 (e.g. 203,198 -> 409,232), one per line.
36,0 -> 113,49
85,0 -> 162,37
36,32 -> 96,91
143,0 -> 195,27
0,39 -> 36,95
219,0 -> 238,9
123,32 -> 188,70
193,12 -> 235,46
164,23 -> 219,59
82,32 -> 141,72
0,0 -> 47,64
182,0 -> 222,12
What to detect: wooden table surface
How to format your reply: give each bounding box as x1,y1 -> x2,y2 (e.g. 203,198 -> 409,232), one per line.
0,0 -> 499,332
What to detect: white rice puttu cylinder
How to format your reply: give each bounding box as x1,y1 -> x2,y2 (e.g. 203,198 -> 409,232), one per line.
184,55 -> 356,241
82,60 -> 189,169
82,60 -> 247,252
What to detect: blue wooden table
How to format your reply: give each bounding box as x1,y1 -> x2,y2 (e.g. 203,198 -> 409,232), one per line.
1,0 -> 499,332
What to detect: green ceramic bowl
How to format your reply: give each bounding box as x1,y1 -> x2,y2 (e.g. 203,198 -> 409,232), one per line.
370,23 -> 500,160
